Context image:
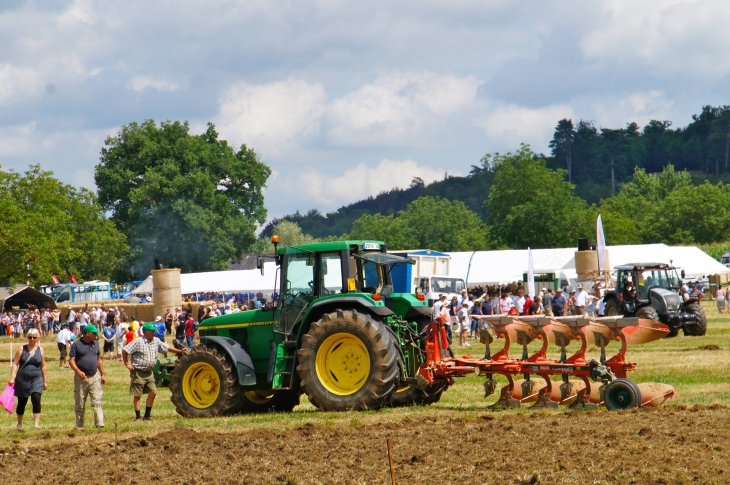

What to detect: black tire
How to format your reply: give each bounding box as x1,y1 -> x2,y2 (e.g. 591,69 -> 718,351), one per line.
666,326 -> 680,338
170,345 -> 242,418
390,382 -> 447,407
603,298 -> 620,316
239,389 -> 301,413
635,305 -> 659,321
604,378 -> 642,411
297,309 -> 400,411
683,302 -> 707,336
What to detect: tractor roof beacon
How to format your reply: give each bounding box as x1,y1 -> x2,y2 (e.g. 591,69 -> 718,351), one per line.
602,263 -> 706,338
168,238 -> 442,417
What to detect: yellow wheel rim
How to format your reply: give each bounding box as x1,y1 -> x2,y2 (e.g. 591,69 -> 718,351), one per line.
182,362 -> 221,409
315,332 -> 371,396
245,390 -> 276,404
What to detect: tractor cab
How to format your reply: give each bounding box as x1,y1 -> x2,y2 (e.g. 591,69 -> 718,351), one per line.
615,263 -> 682,306
273,241 -> 417,335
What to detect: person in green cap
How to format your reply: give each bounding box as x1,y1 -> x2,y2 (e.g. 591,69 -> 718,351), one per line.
122,322 -> 188,421
69,324 -> 106,428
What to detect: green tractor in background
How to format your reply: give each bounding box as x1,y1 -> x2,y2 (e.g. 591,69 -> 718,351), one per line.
168,239 -> 446,417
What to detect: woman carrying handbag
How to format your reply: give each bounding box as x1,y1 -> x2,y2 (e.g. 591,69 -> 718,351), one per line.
8,328 -> 48,429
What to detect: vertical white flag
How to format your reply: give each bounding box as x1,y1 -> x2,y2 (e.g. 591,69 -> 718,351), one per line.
527,247 -> 535,297
596,214 -> 606,275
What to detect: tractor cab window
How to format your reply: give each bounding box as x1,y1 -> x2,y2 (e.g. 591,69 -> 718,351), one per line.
282,249 -> 316,298
351,252 -> 414,296
320,252 -> 344,295
276,247 -> 316,335
636,269 -> 671,300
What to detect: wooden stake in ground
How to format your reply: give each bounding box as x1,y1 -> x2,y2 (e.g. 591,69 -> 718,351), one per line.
115,423 -> 119,485
387,438 -> 396,485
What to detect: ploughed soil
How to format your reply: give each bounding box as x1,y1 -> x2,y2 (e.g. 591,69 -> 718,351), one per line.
1,405 -> 729,484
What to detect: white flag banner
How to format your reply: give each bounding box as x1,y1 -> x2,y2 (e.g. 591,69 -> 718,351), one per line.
527,247 -> 535,297
596,214 -> 606,275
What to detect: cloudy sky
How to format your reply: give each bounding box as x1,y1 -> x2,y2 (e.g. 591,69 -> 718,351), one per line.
2,0 -> 729,219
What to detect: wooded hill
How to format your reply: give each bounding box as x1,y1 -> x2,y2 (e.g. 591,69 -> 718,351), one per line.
261,104 -> 730,240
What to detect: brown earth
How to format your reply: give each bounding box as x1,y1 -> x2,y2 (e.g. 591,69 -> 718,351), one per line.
1,406 -> 730,484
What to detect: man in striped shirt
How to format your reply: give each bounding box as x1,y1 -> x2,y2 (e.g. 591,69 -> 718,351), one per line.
123,323 -> 188,421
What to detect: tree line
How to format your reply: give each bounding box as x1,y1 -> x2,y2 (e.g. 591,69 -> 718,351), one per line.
266,144 -> 730,253
7,107 -> 730,286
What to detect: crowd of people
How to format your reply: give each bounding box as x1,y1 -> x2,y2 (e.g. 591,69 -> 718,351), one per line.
432,285 -> 604,347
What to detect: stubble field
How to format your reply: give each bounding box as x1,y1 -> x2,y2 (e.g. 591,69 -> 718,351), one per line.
0,302 -> 729,484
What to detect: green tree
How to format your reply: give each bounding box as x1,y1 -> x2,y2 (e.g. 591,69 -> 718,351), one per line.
0,165 -> 127,285
656,182 -> 730,244
549,119 -> 575,182
251,221 -> 320,253
599,164 -> 692,243
95,120 -> 271,276
348,197 -> 491,251
485,144 -> 590,248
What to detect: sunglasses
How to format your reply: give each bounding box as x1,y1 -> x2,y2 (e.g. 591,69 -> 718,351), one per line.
28,336 -> 38,340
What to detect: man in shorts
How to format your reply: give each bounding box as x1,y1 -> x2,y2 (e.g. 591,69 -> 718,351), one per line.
101,321 -> 116,361
56,323 -> 73,368
122,323 -> 188,421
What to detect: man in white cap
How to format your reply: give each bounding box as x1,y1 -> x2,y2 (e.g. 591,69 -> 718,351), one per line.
574,284 -> 589,316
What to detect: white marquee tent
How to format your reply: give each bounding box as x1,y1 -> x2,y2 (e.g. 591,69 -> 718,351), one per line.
447,244 -> 729,287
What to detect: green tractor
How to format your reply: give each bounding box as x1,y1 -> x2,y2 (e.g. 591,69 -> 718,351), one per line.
169,239 -> 446,417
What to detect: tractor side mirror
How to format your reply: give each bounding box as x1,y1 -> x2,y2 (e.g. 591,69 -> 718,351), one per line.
257,256 -> 265,276
681,269 -> 686,279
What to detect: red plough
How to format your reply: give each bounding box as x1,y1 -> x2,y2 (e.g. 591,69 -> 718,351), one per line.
417,315 -> 676,410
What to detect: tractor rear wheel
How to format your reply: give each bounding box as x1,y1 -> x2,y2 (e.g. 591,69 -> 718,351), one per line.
170,345 -> 242,418
603,298 -> 620,316
240,389 -> 301,413
604,378 -> 642,411
297,309 -> 400,411
683,302 -> 707,336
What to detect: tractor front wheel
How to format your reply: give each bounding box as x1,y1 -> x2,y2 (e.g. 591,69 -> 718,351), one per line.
683,302 -> 707,336
635,305 -> 658,321
297,309 -> 400,411
170,345 -> 242,418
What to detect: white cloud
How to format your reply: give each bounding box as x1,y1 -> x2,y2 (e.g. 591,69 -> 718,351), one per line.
59,0 -> 97,27
128,75 -> 180,93
593,91 -> 676,128
581,0 -> 730,79
296,158 -> 445,207
0,64 -> 43,106
480,103 -> 576,153
216,78 -> 327,157
327,72 -> 482,147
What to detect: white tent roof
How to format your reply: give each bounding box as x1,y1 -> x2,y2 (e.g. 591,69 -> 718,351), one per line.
180,262 -> 279,294
133,262 -> 280,296
131,276 -> 153,295
447,244 -> 729,286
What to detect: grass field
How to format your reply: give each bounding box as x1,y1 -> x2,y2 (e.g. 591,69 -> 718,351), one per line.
0,303 -> 728,483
